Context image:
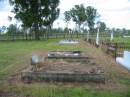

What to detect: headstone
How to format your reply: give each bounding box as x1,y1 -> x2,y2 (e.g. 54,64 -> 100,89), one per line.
31,55 -> 39,66
87,30 -> 90,41
123,51 -> 130,64
116,51 -> 130,70
96,28 -> 100,45
59,40 -> 79,45
110,30 -> 114,41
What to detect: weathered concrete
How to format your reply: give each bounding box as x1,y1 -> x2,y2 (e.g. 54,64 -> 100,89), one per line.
21,71 -> 105,83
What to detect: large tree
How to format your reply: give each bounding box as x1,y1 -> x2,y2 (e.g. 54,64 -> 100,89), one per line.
97,21 -> 106,32
7,24 -> 16,33
86,6 -> 98,33
7,24 -> 18,37
9,0 -> 60,40
70,4 -> 87,32
64,11 -> 71,28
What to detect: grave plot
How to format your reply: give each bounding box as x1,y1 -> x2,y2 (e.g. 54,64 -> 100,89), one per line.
21,51 -> 105,83
47,51 -> 88,59
58,40 -> 79,45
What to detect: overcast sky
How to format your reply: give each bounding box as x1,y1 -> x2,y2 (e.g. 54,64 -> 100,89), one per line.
0,0 -> 130,29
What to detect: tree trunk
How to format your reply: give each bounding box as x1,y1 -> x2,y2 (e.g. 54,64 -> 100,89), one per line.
34,24 -> 40,40
47,25 -> 52,39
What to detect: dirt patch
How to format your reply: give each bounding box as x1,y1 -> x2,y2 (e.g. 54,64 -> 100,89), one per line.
0,91 -> 22,97
21,51 -> 105,83
23,51 -> 104,74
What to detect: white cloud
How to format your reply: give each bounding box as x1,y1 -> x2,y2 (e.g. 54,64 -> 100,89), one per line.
0,0 -> 15,27
53,19 -> 76,29
94,0 -> 130,28
0,10 -> 15,27
0,0 -> 130,29
57,0 -> 130,29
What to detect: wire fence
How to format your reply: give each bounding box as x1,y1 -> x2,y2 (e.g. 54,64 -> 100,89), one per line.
85,34 -> 130,59
0,32 -> 88,41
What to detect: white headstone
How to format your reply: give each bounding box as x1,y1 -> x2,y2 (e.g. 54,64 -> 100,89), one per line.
116,51 -> 130,70
124,51 -> 130,64
31,55 -> 39,65
87,30 -> 90,41
59,40 -> 78,45
96,28 -> 100,45
110,30 -> 114,41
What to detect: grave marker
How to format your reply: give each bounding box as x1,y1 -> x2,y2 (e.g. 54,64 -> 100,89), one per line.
110,30 -> 114,41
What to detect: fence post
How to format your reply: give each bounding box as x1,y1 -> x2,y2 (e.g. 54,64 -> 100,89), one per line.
114,43 -> 118,60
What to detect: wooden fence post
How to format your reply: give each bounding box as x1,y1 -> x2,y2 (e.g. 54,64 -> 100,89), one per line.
114,43 -> 118,60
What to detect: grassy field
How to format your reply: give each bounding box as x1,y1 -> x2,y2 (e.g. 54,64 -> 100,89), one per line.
112,37 -> 130,43
0,39 -> 130,97
89,34 -> 130,44
0,39 -> 83,79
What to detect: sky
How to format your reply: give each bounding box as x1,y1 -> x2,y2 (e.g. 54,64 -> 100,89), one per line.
0,0 -> 130,29
0,0 -> 15,27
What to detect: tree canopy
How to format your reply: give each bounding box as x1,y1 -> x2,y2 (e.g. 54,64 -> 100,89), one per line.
64,5 -> 99,33
86,6 -> 98,33
9,0 -> 60,40
70,4 -> 87,31
97,21 -> 106,32
64,11 -> 71,28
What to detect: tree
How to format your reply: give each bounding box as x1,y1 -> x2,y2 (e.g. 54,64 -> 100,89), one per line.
64,11 -> 71,28
97,21 -> 106,32
86,6 -> 98,33
43,1 -> 60,31
8,16 -> 13,21
70,4 -> 87,32
9,0 -> 60,40
7,24 -> 17,35
122,28 -> 127,35
48,8 -> 59,31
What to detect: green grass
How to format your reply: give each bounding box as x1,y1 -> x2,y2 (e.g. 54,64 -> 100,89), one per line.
112,37 -> 130,43
0,39 -> 130,97
104,37 -> 130,44
9,84 -> 128,97
0,39 -> 83,79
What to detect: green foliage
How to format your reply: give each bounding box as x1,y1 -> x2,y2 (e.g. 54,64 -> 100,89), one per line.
86,6 -> 98,33
112,37 -> 130,43
70,4 -> 87,31
9,0 -> 60,40
7,24 -> 17,35
65,5 -> 98,33
11,84 -> 127,97
98,21 -> 106,32
64,11 -> 71,27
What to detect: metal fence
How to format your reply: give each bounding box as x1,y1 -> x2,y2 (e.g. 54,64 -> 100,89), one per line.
0,32 -> 88,41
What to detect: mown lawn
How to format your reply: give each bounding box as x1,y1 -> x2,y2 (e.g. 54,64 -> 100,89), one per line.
0,39 -> 130,97
0,39 -> 83,79
104,37 -> 130,43
112,37 -> 130,43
